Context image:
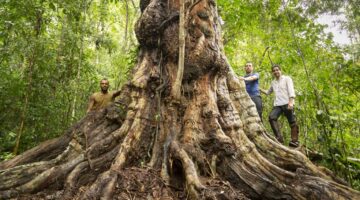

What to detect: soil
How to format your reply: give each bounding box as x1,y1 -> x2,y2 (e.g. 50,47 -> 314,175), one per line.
13,167 -> 250,200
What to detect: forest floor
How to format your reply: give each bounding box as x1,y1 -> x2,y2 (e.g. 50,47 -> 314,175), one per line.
13,167 -> 250,200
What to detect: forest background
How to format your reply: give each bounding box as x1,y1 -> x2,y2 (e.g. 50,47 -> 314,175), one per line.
0,0 -> 359,190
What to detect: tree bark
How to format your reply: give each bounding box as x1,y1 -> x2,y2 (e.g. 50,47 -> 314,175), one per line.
1,1 -> 359,199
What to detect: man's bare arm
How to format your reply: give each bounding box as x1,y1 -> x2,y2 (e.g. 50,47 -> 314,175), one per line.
239,75 -> 258,81
260,88 -> 268,95
244,75 -> 258,81
113,90 -> 121,98
288,97 -> 295,110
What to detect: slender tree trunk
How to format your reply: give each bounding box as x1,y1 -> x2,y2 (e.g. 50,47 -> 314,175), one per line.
124,0 -> 129,51
71,0 -> 87,121
13,72 -> 31,155
13,9 -> 44,155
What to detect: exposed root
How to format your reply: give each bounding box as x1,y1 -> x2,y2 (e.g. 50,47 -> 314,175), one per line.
112,99 -> 152,169
170,141 -> 205,199
79,170 -> 118,200
0,139 -> 81,191
101,173 -> 117,200
0,153 -> 84,199
0,135 -> 71,170
63,161 -> 88,199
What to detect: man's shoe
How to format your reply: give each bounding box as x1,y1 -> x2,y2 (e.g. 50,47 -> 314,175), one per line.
289,141 -> 299,148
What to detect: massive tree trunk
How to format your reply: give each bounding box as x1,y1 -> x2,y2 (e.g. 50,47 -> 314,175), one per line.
1,1 -> 359,199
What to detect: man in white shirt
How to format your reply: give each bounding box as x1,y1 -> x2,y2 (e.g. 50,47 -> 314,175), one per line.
261,65 -> 299,147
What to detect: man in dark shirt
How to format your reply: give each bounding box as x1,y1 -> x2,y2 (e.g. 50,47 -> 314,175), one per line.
241,62 -> 263,121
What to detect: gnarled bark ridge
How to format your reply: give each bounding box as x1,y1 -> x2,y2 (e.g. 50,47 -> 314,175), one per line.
1,1 -> 359,199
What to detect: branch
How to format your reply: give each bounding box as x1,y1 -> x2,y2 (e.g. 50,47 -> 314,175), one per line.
171,0 -> 186,101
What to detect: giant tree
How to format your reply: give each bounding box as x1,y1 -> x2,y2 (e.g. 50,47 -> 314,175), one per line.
0,0 -> 359,199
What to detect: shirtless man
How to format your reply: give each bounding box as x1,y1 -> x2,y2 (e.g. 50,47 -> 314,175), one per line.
87,78 -> 121,113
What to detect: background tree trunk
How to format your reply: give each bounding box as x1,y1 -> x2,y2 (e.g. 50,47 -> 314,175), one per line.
13,8 -> 44,155
1,0 -> 359,199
